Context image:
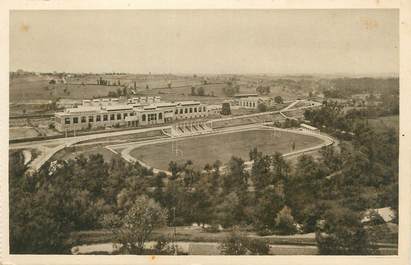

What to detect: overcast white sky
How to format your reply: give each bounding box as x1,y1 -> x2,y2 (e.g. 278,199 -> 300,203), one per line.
10,9 -> 398,75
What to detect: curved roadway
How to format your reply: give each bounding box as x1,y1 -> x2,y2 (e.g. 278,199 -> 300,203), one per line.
112,124 -> 335,175
10,99 -> 324,174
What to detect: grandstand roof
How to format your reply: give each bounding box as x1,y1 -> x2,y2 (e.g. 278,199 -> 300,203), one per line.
153,102 -> 177,108
234,93 -> 258,98
64,106 -> 101,113
105,105 -> 133,111
176,101 -> 201,106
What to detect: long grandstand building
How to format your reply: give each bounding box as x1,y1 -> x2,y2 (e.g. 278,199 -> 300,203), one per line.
54,97 -> 209,132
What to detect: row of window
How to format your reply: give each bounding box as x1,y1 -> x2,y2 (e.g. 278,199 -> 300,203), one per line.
174,106 -> 206,115
64,112 -> 134,125
176,114 -> 207,120
141,112 -> 163,122
61,107 -> 208,126
240,101 -> 256,107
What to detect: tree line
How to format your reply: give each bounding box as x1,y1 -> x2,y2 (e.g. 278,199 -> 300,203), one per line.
304,96 -> 398,137
323,78 -> 399,99
9,110 -> 397,254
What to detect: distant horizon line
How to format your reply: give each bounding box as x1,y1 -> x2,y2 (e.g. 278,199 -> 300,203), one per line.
10,69 -> 399,78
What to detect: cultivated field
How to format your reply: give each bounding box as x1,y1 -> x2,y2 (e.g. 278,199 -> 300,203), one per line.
130,129 -> 324,171
10,74 -> 309,105
9,127 -> 40,140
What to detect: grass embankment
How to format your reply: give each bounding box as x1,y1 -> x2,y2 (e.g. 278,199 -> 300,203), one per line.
76,129 -> 164,145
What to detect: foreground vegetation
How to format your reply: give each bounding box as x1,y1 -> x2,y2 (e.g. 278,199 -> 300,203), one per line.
10,110 -> 398,255
9,76 -> 399,255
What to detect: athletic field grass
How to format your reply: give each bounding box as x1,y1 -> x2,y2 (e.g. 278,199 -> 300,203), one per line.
130,129 -> 324,171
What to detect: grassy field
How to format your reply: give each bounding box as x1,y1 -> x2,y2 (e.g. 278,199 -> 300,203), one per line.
71,225 -> 397,255
10,75 -> 206,102
9,127 -> 40,140
71,226 -> 317,246
368,115 -> 399,133
130,129 -> 324,171
9,117 -> 60,139
76,129 -> 165,145
10,82 -> 120,103
52,145 -> 121,162
50,129 -> 166,162
10,74 -> 307,104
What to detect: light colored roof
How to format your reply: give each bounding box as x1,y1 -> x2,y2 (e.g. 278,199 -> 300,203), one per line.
142,106 -> 157,110
152,102 -> 177,108
176,101 -> 201,106
239,96 -> 259,101
105,105 -> 133,111
234,93 -> 258,98
301,123 -> 318,130
207,104 -> 221,109
258,96 -> 272,101
57,99 -> 81,103
362,207 -> 395,223
129,103 -> 146,107
65,106 -> 100,113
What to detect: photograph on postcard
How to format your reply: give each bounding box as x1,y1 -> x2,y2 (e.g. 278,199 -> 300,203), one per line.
8,9 -> 399,255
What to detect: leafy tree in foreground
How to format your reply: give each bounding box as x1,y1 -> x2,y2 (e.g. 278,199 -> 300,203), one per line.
223,156 -> 247,193
275,206 -> 297,235
219,227 -> 269,255
215,192 -> 241,228
10,190 -> 73,254
253,187 -> 284,232
246,238 -> 270,255
219,228 -> 249,255
103,195 -> 168,254
315,206 -> 377,255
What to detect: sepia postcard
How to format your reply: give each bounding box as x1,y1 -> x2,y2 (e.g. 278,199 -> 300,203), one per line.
0,1 -> 410,265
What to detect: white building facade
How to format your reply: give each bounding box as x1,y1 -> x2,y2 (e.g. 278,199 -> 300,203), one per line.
54,98 -> 208,132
